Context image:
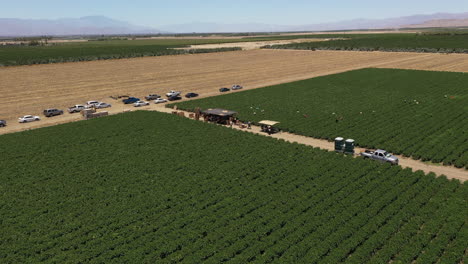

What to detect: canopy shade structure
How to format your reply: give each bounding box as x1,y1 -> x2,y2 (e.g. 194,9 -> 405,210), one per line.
258,120 -> 280,126
201,108 -> 237,117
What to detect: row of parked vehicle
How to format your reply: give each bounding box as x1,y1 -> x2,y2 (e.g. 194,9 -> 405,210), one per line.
2,101 -> 114,126
123,90 -> 201,107
220,84 -> 243,93
1,85 -> 243,128
69,101 -> 112,113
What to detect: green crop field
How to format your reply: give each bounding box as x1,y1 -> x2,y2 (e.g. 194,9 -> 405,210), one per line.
0,38 -> 248,66
0,111 -> 466,263
264,33 -> 468,53
173,68 -> 468,168
3,32 -> 468,66
0,34 -> 345,67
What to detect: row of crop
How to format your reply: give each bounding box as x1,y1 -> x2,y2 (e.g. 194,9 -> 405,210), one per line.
199,160 -> 381,263
344,174 -> 448,263
317,171 -> 435,263
280,169 -> 419,263
0,47 -> 241,66
0,111 -> 466,263
262,33 -> 468,54
264,44 -> 468,54
390,182 -> 465,263
144,151 -> 364,262
246,167 -> 405,263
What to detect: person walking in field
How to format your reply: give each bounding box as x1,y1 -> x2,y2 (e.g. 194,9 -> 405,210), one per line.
247,121 -> 251,129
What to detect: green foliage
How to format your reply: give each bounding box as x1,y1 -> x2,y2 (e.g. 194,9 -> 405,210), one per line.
0,111 -> 466,263
264,33 -> 468,53
0,38 -> 246,66
173,68 -> 468,167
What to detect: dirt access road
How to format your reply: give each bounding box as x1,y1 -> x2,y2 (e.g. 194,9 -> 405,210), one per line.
2,49 -> 468,126
4,103 -> 466,181
155,107 -> 468,182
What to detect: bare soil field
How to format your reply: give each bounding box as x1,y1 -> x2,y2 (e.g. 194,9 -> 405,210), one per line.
176,38 -> 335,50
1,49 -> 468,133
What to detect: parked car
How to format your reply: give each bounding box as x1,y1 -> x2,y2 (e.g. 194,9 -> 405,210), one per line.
95,102 -> 112,109
19,115 -> 40,123
154,98 -> 168,104
145,94 -> 161,100
166,90 -> 181,97
134,101 -> 150,107
232,84 -> 243,90
185,92 -> 199,98
86,101 -> 100,108
0,120 -> 6,127
360,149 -> 399,165
219,87 -> 230,92
43,108 -> 64,117
122,97 -> 140,104
168,96 -> 182,101
68,105 -> 88,113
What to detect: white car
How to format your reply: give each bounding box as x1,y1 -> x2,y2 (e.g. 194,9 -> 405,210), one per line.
166,90 -> 181,97
86,101 -> 100,107
232,85 -> 243,90
134,101 -> 150,107
95,102 -> 112,109
154,98 -> 168,104
19,115 -> 40,123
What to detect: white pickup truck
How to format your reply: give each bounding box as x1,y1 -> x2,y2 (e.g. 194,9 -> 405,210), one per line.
68,105 -> 88,113
360,149 -> 399,165
166,90 -> 181,97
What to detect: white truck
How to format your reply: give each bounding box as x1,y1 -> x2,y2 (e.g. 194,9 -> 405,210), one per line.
166,90 -> 181,98
360,149 -> 399,165
68,105 -> 88,113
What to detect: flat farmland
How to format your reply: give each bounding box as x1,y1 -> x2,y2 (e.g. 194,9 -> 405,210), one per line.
1,111 -> 466,263
2,49 -> 468,126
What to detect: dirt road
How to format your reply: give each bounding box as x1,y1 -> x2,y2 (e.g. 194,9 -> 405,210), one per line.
2,97 -> 466,181
155,107 -> 468,182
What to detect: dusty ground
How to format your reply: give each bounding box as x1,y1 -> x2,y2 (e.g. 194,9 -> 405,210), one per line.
176,38 -> 336,50
2,49 -> 468,127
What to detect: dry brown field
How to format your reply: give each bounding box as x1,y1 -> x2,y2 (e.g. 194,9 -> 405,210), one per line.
1,49 -> 468,133
176,38 -> 335,50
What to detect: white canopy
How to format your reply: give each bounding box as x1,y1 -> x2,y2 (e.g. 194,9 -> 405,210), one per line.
259,120 -> 280,126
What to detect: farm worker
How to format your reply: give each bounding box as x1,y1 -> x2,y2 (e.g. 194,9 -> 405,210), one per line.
247,121 -> 251,129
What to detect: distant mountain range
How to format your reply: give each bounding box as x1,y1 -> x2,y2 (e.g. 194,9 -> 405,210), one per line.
403,18 -> 468,28
159,12 -> 468,33
1,12 -> 468,36
0,16 -> 162,36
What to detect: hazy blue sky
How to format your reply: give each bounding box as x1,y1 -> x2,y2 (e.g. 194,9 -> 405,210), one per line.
2,0 -> 468,26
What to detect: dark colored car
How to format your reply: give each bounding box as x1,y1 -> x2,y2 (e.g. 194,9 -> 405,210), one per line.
168,96 -> 182,101
145,94 -> 161,100
122,97 -> 140,104
43,108 -> 64,117
219,87 -> 230,92
0,120 -> 6,127
185,92 -> 199,98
